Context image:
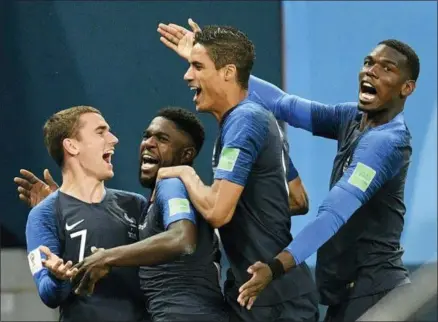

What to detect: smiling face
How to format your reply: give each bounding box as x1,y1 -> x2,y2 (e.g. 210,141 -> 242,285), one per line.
184,43 -> 227,113
138,117 -> 194,188
358,44 -> 416,113
64,112 -> 118,181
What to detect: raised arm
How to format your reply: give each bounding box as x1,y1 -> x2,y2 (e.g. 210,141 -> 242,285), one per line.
249,75 -> 358,140
238,130 -> 409,307
26,198 -> 72,308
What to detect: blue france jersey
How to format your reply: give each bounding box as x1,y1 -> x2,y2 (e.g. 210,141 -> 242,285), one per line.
25,189 -> 147,322
212,93 -> 317,306
311,104 -> 412,305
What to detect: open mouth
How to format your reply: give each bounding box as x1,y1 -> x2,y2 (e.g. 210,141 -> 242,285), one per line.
141,154 -> 159,171
190,86 -> 202,102
102,150 -> 114,164
359,81 -> 378,103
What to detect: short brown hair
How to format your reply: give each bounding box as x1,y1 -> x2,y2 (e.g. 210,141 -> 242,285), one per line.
194,25 -> 255,89
43,106 -> 101,167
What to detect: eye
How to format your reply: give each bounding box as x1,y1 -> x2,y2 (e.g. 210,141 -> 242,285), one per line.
383,66 -> 391,72
363,59 -> 371,67
158,136 -> 169,143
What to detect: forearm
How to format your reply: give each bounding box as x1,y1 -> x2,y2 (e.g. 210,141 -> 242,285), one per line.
36,274 -> 71,308
277,186 -> 362,271
249,75 -> 313,131
104,230 -> 194,267
179,172 -> 219,225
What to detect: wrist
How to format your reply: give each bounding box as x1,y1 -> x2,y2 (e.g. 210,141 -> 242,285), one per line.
266,258 -> 285,280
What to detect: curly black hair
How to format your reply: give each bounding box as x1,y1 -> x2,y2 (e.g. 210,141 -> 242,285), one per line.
156,107 -> 205,156
378,39 -> 420,81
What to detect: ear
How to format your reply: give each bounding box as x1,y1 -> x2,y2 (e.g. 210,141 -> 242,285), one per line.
400,80 -> 416,99
223,64 -> 237,82
181,147 -> 196,165
62,138 -> 80,157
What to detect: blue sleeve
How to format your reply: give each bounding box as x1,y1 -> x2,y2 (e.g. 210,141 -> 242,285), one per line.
25,197 -> 72,308
285,131 -> 406,264
156,178 -> 197,230
287,156 -> 299,182
214,106 -> 268,186
249,75 -> 357,140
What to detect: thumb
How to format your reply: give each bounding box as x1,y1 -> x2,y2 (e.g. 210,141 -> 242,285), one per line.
44,169 -> 59,191
39,245 -> 52,258
247,261 -> 263,274
188,18 -> 201,33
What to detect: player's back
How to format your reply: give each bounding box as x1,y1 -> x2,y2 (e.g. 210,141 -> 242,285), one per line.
44,189 -> 146,322
138,180 -> 227,322
316,109 -> 412,306
213,94 -> 317,306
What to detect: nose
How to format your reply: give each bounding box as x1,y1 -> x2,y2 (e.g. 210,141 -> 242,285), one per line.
141,135 -> 157,150
184,65 -> 194,82
365,64 -> 379,79
109,132 -> 119,145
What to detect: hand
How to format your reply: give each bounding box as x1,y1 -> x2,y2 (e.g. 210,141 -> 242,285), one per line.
156,165 -> 194,182
14,169 -> 58,207
157,18 -> 201,61
72,247 -> 110,296
237,261 -> 273,310
39,246 -> 78,281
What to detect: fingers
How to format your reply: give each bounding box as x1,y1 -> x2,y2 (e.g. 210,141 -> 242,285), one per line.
19,169 -> 40,184
39,245 -> 52,257
75,270 -> 92,295
14,177 -> 33,191
168,23 -> 189,35
247,261 -> 263,274
44,169 -> 59,191
159,37 -> 178,52
157,24 -> 183,44
18,194 -> 31,207
246,296 -> 257,310
188,18 -> 201,32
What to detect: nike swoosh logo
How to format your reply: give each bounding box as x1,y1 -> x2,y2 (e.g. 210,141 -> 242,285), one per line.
65,219 -> 84,231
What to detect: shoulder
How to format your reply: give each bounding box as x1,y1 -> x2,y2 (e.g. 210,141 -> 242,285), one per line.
223,100 -> 271,138
28,191 -> 59,221
361,119 -> 411,151
156,178 -> 188,197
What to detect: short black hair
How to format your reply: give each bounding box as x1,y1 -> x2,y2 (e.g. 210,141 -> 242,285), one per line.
194,25 -> 255,89
156,107 -> 205,156
378,39 -> 420,81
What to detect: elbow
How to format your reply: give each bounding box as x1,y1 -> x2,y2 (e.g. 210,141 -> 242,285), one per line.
289,199 -> 309,216
206,209 -> 234,229
177,233 -> 197,256
39,292 -> 60,309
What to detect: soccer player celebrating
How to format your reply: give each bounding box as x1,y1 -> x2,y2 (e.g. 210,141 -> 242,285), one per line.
23,106 -> 147,322
16,108 -> 227,322
156,21 -> 319,322
239,40 -> 420,321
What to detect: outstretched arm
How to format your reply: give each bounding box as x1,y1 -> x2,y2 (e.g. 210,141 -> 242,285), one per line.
238,131 -> 408,308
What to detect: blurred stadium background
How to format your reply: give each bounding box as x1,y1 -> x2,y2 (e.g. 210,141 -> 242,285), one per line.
1,1 -> 436,320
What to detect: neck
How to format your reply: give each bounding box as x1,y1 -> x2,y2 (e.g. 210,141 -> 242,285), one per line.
212,87 -> 248,122
359,103 -> 404,131
60,167 -> 105,204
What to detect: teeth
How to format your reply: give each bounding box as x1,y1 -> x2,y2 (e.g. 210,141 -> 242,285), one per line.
362,82 -> 374,89
190,87 -> 198,91
142,154 -> 157,163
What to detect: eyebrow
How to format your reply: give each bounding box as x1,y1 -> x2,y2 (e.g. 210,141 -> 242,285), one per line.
143,129 -> 170,137
95,125 -> 110,132
191,60 -> 204,67
365,55 -> 398,67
